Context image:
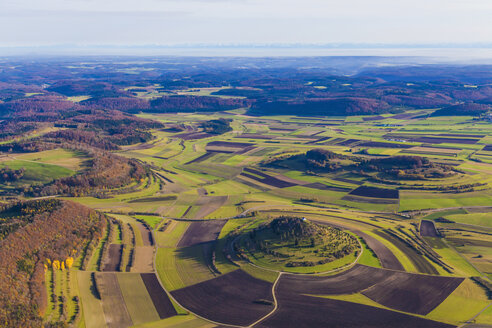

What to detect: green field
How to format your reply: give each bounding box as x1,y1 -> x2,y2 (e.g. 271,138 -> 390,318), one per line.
133,315 -> 216,328
77,271 -> 106,328
445,212 -> 492,228
135,215 -> 163,229
0,159 -> 74,187
156,246 -> 217,291
427,279 -> 490,324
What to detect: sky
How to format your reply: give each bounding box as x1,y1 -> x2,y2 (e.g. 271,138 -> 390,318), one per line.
0,0 -> 491,48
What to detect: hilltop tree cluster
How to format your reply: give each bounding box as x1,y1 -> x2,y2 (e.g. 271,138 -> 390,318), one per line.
305,149 -> 348,171
358,156 -> 455,179
269,149 -> 456,180
243,217 -> 359,268
200,118 -> 233,135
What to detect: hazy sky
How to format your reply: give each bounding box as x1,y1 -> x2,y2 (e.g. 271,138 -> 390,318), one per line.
0,0 -> 491,46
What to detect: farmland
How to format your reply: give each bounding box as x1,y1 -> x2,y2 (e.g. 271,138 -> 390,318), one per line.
0,149 -> 85,193
0,57 -> 491,328
59,109 -> 492,327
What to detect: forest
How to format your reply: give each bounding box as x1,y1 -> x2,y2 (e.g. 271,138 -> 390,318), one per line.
0,200 -> 106,327
0,57 -> 491,120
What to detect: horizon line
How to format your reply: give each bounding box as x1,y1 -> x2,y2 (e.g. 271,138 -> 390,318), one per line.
2,42 -> 492,49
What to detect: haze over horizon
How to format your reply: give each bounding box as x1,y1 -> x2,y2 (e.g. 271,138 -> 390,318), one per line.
1,0 -> 491,52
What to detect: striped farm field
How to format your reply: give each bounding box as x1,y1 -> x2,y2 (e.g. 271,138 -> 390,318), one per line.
117,273 -> 160,325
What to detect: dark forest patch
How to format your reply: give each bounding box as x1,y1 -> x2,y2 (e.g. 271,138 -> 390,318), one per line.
431,103 -> 491,117
248,97 -> 392,117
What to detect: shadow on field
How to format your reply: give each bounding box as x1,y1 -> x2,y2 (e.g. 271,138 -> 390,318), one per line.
90,272 -> 101,300
175,242 -> 221,275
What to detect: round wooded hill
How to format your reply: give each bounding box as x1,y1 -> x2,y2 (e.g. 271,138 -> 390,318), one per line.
236,216 -> 360,273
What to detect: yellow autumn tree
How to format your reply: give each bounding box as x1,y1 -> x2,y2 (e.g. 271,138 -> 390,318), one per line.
52,260 -> 60,270
65,257 -> 74,269
61,262 -> 65,271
